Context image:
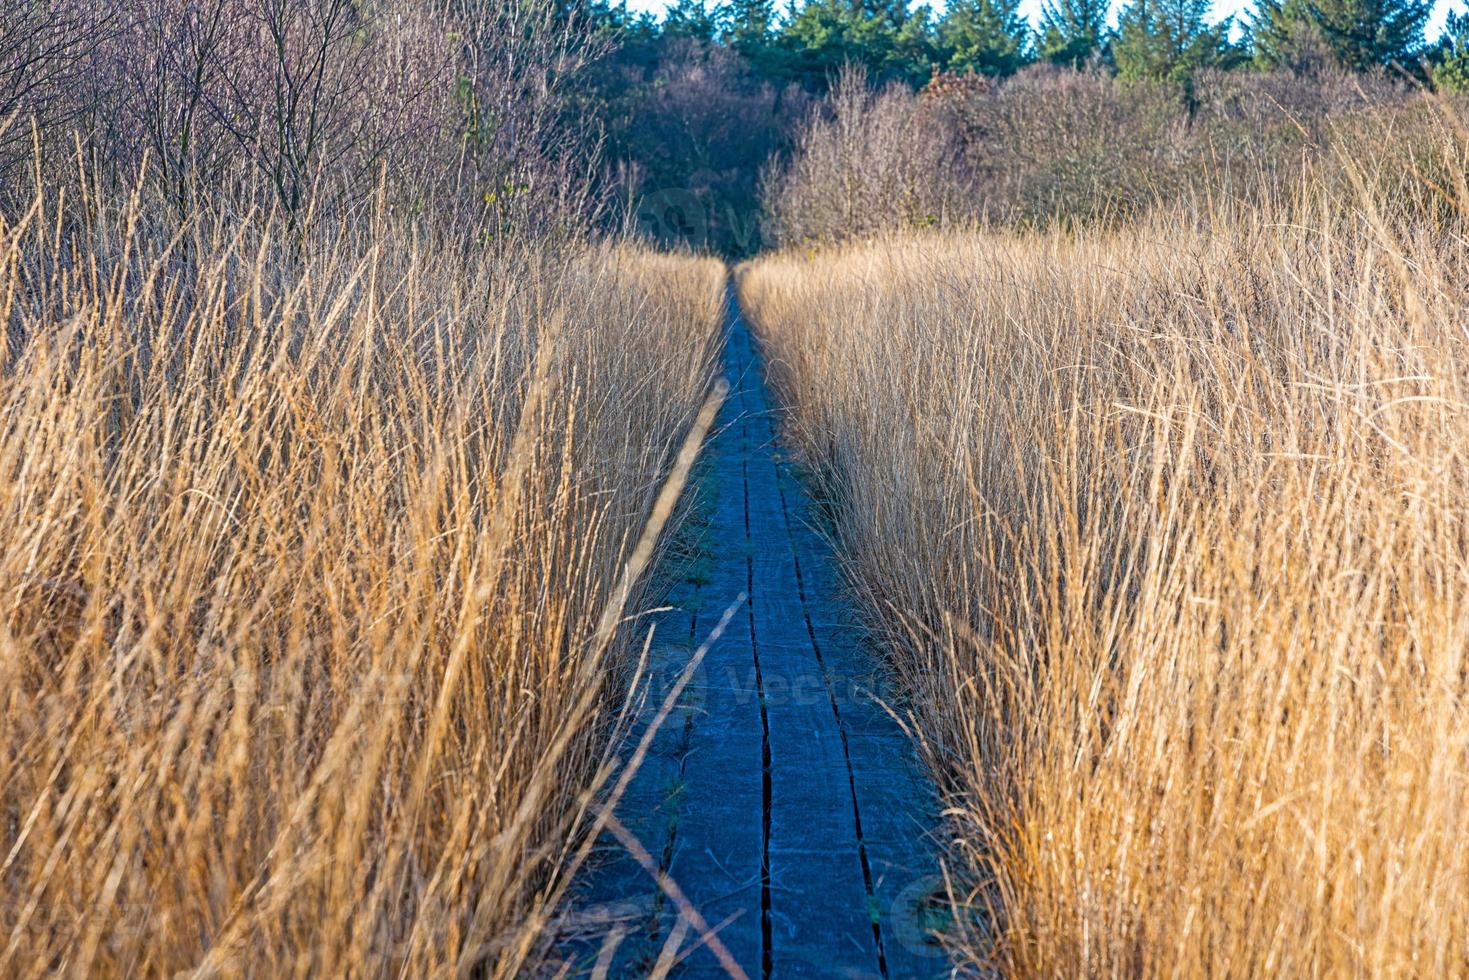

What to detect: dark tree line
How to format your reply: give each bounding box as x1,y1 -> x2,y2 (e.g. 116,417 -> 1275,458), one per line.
583,0 -> 1444,86
573,0 -> 1457,253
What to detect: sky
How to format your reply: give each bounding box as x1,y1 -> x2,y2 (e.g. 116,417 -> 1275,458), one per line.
619,0 -> 1464,41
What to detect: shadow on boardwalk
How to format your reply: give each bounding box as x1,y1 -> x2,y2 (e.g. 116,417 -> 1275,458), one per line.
559,289 -> 948,979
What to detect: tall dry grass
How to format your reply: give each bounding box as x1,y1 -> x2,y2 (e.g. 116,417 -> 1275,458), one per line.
0,183 -> 725,975
739,132 -> 1469,974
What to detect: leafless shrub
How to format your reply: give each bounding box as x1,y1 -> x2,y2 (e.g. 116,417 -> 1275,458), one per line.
765,61 -> 1426,244
0,0 -> 601,231
448,0 -> 610,234
0,1 -> 110,176
762,65 -> 967,245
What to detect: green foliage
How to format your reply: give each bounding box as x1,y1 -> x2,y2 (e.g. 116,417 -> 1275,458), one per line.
1038,0 -> 1112,67
1433,10 -> 1469,91
1114,0 -> 1239,88
1248,1 -> 1334,72
774,0 -> 937,86
724,0 -> 778,61
1250,0 -> 1430,70
1306,0 -> 1430,68
664,0 -> 722,41
937,0 -> 1031,76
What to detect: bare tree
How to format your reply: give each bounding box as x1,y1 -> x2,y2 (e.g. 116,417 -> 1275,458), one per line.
113,0 -> 237,213
449,0 -> 609,233
0,1 -> 111,181
8,0 -> 606,232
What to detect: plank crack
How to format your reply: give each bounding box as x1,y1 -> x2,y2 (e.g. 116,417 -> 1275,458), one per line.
742,454 -> 776,980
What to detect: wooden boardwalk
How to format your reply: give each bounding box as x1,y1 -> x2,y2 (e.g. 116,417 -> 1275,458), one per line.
564,292 -> 946,978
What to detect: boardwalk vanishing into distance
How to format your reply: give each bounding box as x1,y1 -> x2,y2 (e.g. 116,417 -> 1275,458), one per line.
564,291 -> 947,979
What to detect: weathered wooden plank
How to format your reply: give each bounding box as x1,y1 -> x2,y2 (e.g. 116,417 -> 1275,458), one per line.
735,314 -> 881,978
562,289 -> 948,979
653,348 -> 768,978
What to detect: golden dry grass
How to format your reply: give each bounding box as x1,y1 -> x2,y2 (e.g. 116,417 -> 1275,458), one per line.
0,186 -> 726,975
739,139 -> 1469,975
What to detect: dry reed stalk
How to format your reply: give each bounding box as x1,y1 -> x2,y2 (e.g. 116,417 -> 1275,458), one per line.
0,186 -> 727,976
739,135 -> 1469,976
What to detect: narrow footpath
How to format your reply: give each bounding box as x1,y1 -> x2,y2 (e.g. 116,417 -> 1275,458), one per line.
566,290 -> 946,978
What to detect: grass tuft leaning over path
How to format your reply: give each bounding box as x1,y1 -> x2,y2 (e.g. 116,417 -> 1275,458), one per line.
738,128 -> 1469,975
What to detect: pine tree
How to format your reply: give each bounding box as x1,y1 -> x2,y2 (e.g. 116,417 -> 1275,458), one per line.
664,0 -> 722,42
937,0 -> 1030,75
725,0 -> 778,59
775,0 -> 937,86
1432,9 -> 1469,90
1038,0 -> 1111,67
1251,0 -> 1430,70
1113,0 -> 1236,85
1248,0 -> 1335,73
